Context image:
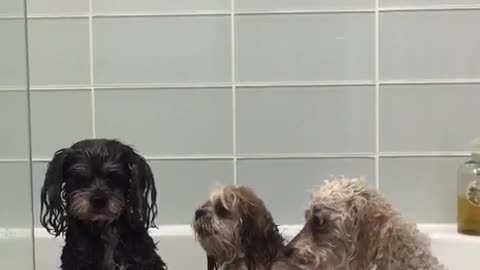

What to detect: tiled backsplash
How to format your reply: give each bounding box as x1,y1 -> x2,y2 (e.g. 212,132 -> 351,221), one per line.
3,0 -> 480,232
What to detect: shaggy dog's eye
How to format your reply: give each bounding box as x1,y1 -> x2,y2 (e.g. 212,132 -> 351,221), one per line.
312,213 -> 325,227
311,208 -> 331,232
214,203 -> 230,218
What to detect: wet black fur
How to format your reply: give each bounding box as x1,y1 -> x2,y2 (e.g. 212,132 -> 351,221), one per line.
40,139 -> 167,270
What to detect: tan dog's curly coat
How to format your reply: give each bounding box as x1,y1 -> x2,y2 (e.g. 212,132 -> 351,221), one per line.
192,185 -> 299,270
287,177 -> 447,270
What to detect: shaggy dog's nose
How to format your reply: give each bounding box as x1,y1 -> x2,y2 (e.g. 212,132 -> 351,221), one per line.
195,208 -> 208,220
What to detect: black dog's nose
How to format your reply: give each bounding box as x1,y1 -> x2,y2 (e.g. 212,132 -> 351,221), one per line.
195,208 -> 207,220
90,193 -> 107,209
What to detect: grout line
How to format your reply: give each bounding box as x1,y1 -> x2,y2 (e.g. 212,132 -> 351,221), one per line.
21,0 -> 37,268
380,79 -> 480,85
2,5 -> 480,20
93,10 -> 231,18
379,152 -> 470,157
0,152 -> 470,163
4,79 -> 480,93
235,8 -> 374,15
88,0 -> 96,138
0,159 -> 32,163
237,153 -> 376,159
379,4 -> 480,12
231,0 -> 238,185
94,82 -> 232,90
375,0 -> 380,190
26,14 -> 89,19
237,80 -> 376,87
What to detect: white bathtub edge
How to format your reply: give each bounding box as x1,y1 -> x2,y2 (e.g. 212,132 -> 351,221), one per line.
2,223 -> 480,242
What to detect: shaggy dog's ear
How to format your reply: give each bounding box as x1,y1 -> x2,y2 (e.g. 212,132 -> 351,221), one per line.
237,187 -> 284,270
360,205 -> 394,261
207,255 -> 218,270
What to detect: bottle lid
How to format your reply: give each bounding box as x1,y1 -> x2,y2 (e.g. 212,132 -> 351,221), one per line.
471,137 -> 480,160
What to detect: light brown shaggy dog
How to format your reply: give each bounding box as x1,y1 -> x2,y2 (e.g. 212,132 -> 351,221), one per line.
287,177 -> 447,270
192,185 -> 300,270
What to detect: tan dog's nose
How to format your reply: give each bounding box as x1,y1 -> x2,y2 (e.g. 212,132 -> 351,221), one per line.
195,208 -> 208,220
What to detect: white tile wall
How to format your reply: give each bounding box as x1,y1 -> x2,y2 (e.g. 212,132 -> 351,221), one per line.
237,86 -> 375,154
236,13 -> 375,82
380,10 -> 480,80
30,90 -> 93,158
236,0 -> 374,11
93,16 -> 231,85
94,0 -> 230,14
26,0 -> 88,16
379,0 -> 480,8
2,0 -> 480,269
0,92 -> 29,159
0,0 -> 24,16
379,157 -> 463,222
28,18 -> 90,88
95,88 -> 233,156
0,19 -> 27,88
380,84 -> 480,152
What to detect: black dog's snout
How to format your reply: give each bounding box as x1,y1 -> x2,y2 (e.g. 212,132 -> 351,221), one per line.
195,208 -> 208,220
90,191 -> 107,209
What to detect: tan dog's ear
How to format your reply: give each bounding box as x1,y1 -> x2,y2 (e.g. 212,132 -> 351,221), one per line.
362,207 -> 394,261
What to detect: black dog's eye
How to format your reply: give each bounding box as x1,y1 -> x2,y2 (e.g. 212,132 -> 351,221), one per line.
75,174 -> 90,182
106,171 -> 122,181
214,203 -> 230,218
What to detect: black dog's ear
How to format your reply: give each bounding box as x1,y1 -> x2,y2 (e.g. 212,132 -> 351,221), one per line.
40,148 -> 68,236
127,149 -> 158,229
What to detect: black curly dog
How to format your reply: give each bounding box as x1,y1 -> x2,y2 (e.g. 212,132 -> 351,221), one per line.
40,139 -> 167,270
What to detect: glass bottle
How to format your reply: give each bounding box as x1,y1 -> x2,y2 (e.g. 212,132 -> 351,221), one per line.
457,137 -> 480,235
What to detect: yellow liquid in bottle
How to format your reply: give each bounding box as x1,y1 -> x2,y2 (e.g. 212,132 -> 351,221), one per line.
457,196 -> 480,235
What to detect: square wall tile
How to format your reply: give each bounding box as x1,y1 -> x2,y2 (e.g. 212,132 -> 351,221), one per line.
32,161 -> 48,227
93,16 -> 231,85
237,86 -> 375,154
94,0 -> 229,14
27,0 -> 88,16
156,235 -> 206,270
380,84 -> 480,152
236,0 -> 374,11
0,19 -> 27,88
237,158 -> 375,224
35,234 -> 63,270
28,18 -> 90,88
150,160 -> 233,224
0,0 -> 24,16
236,13 -> 374,82
0,238 -> 34,270
95,88 -> 233,156
0,162 -> 32,227
380,0 -> 480,7
380,10 -> 480,80
0,91 -> 29,159
379,157 -> 464,223
30,90 -> 93,158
